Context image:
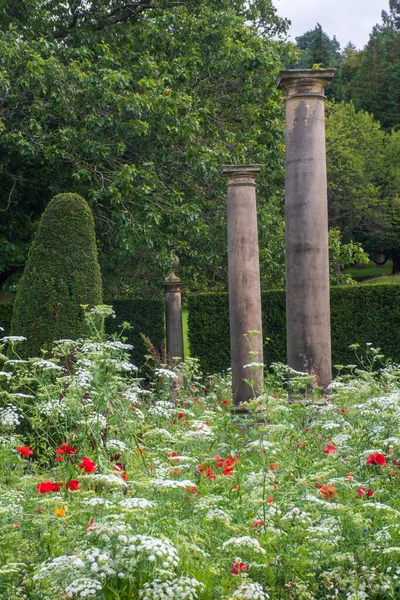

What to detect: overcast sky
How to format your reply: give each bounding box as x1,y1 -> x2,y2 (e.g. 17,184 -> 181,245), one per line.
274,0 -> 387,50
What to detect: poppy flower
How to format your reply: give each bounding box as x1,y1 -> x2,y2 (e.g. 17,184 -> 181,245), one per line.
54,507 -> 66,517
267,497 -> 274,504
78,456 -> 97,473
178,412 -> 184,420
37,481 -> 63,493
320,484 -> 337,499
230,559 -> 247,574
17,446 -> 34,458
86,517 -> 95,531
66,479 -> 80,491
324,445 -> 337,454
185,486 -> 197,494
253,519 -> 264,527
56,443 -> 77,455
356,487 -> 374,497
269,463 -> 279,472
222,399 -> 229,405
366,452 -> 387,466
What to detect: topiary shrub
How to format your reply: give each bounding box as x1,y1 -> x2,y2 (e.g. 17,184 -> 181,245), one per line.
11,193 -> 102,356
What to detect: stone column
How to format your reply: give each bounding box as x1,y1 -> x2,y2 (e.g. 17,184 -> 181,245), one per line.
163,256 -> 184,364
221,165 -> 264,405
278,69 -> 334,387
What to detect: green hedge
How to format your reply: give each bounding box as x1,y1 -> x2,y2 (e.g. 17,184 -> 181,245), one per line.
107,299 -> 165,369
0,303 -> 14,336
188,282 -> 400,374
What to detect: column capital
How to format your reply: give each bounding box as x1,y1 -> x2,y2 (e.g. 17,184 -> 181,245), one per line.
277,68 -> 335,100
221,164 -> 262,188
163,254 -> 182,291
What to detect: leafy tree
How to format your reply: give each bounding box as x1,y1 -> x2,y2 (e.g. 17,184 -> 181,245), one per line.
326,101 -> 400,273
0,0 -> 292,297
340,0 -> 400,131
11,193 -> 103,356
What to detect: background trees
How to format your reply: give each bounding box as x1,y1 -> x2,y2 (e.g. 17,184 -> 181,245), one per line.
0,0 -> 292,296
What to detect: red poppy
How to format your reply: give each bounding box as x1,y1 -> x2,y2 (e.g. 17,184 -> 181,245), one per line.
366,452 -> 387,466
267,497 -> 274,504
121,471 -> 128,481
66,480 -> 80,491
17,446 -> 34,458
222,400 -> 229,405
178,412 -> 184,420
55,456 -> 63,463
37,481 -> 63,493
56,443 -> 77,455
168,452 -> 180,462
324,445 -> 337,454
356,487 -> 374,497
230,559 -> 247,574
320,484 -> 337,499
253,519 -> 264,527
78,456 -> 97,473
185,486 -> 197,494
269,463 -> 279,472
86,517 -> 95,531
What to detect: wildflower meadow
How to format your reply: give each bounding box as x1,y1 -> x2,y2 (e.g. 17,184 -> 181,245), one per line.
1,307 -> 400,600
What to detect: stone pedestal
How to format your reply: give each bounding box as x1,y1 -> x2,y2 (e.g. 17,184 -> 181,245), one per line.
278,69 -> 334,387
163,256 -> 184,364
221,165 -> 264,404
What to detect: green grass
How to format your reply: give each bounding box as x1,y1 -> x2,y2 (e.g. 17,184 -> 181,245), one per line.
344,260 -> 393,277
359,274 -> 400,285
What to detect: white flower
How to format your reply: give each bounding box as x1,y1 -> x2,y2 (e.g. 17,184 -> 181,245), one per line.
154,368 -> 178,379
151,479 -> 197,489
222,536 -> 266,554
119,498 -> 157,509
0,336 -> 26,342
65,577 -> 102,598
230,581 -> 270,599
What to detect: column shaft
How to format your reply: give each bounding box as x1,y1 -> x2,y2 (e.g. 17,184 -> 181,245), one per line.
278,69 -> 334,387
222,165 -> 264,404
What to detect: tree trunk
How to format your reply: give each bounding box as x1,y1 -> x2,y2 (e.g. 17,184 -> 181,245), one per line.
392,249 -> 400,274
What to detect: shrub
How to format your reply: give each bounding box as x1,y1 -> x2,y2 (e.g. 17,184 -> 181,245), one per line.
0,302 -> 13,335
106,299 -> 165,369
188,282 -> 400,373
11,193 -> 102,356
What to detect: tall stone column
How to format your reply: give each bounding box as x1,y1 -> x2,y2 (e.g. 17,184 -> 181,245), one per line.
163,256 -> 184,364
221,165 -> 264,405
278,69 -> 334,387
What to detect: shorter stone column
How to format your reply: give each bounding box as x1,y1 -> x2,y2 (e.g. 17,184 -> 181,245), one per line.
221,165 -> 264,405
163,256 -> 184,365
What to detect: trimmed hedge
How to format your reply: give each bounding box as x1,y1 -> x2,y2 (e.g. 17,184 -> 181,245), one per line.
106,299 -> 165,369
11,193 -> 103,357
188,282 -> 400,374
0,303 -> 13,336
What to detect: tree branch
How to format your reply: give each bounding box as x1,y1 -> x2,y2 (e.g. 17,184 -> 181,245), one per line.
53,1 -> 184,39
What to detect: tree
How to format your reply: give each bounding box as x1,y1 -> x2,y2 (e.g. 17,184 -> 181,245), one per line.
294,24 -> 343,100
325,101 -> 400,273
340,0 -> 400,131
0,0 -> 292,297
10,193 -> 103,356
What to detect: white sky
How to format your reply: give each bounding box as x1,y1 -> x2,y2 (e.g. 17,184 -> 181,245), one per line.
274,0 -> 387,50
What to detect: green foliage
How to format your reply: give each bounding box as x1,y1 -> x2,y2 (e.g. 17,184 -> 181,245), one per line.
328,228 -> 369,285
339,1 -> 400,131
0,0 -> 292,296
106,298 -> 165,369
0,302 -> 13,334
188,282 -> 400,373
11,193 -> 102,356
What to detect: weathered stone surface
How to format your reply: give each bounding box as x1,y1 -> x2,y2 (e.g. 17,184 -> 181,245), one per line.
221,165 -> 264,404
163,256 -> 184,364
278,69 -> 334,387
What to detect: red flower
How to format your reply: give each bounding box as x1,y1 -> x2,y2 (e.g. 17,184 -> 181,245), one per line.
205,468 -> 216,479
366,452 -> 387,466
78,456 -> 97,473
269,463 -> 279,472
66,479 -> 80,491
86,517 -> 95,531
185,486 -> 197,494
230,559 -> 247,574
55,456 -> 63,463
37,481 -> 63,493
121,471 -> 128,481
267,497 -> 274,504
168,452 -> 180,462
356,487 -> 374,497
222,399 -> 229,405
324,445 -> 337,454
178,412 -> 184,420
320,484 -> 337,499
253,519 -> 264,527
17,445 -> 33,458
56,443 -> 77,455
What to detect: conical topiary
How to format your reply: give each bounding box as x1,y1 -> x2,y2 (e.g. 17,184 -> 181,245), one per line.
11,193 -> 102,356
